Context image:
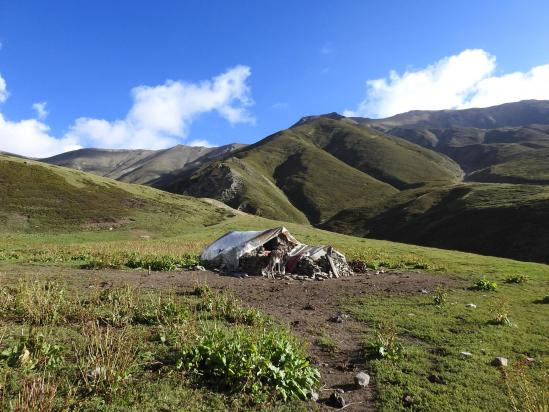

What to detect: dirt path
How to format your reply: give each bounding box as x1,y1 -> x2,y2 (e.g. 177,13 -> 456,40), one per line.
1,265 -> 462,411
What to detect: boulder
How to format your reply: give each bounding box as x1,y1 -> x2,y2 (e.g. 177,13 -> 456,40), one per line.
354,371 -> 370,388
492,357 -> 508,367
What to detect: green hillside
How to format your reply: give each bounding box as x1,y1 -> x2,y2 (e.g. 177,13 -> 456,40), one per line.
322,183 -> 549,263
0,154 -> 231,234
165,117 -> 463,225
292,117 -> 463,189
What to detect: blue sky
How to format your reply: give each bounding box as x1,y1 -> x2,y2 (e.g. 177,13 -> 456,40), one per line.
1,0 -> 549,156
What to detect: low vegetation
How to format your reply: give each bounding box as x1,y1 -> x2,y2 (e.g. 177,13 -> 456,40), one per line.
0,281 -> 318,410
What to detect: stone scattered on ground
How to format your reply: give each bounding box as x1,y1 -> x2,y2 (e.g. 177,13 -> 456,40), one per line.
526,357 -> 535,363
460,351 -> 473,358
311,391 -> 319,402
466,303 -> 477,308
330,313 -> 351,323
194,265 -> 206,271
329,392 -> 346,408
420,289 -> 429,294
355,371 -> 370,388
491,357 -> 508,367
428,374 -> 446,385
402,395 -> 414,407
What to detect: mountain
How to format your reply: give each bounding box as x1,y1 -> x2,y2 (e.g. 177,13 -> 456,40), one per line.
162,116 -> 463,224
356,100 -> 549,129
15,99 -> 549,263
41,143 -> 246,186
321,183 -> 549,263
353,100 -> 549,184
0,153 -> 234,233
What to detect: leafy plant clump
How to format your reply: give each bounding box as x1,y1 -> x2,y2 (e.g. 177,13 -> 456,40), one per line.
432,286 -> 448,307
489,298 -> 514,326
177,326 -> 320,402
0,330 -> 63,371
367,323 -> 404,361
470,278 -> 498,291
505,274 -> 529,284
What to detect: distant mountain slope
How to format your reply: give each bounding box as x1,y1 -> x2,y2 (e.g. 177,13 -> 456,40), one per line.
163,117 -> 463,224
352,101 -> 549,184
357,100 -> 549,129
321,183 -> 549,263
42,143 -> 245,186
0,154 -> 231,232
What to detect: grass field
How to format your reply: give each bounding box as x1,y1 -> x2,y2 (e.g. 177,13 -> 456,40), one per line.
1,153 -> 548,411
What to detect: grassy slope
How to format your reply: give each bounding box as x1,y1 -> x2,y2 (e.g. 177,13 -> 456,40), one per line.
322,183 -> 549,263
0,156 -> 547,411
170,118 -> 464,225
175,129 -> 399,224
0,154 -> 230,234
468,149 -> 549,184
293,118 -> 463,189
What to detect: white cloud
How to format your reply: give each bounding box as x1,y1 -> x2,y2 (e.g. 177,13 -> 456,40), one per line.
0,113 -> 81,158
0,75 -> 8,103
188,139 -> 214,147
32,101 -> 48,120
66,65 -> 254,150
345,49 -> 549,118
0,66 -> 253,157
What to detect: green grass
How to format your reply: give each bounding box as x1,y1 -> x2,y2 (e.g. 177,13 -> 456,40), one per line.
0,281 -> 317,410
345,281 -> 549,411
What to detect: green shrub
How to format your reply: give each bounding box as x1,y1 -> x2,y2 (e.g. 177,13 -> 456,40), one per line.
75,322 -> 137,395
177,325 -> 320,402
367,323 -> 404,361
197,293 -> 268,326
15,280 -> 69,325
432,287 -> 448,307
0,331 -> 63,371
505,274 -> 529,284
470,278 -> 498,291
133,295 -> 188,325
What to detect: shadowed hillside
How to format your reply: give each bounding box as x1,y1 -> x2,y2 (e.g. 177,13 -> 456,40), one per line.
322,183 -> 549,263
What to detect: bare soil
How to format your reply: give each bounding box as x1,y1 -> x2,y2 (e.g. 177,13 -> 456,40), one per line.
0,265 -> 463,411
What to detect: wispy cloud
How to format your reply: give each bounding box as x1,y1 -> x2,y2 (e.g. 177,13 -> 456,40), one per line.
189,139 -> 214,147
271,102 -> 288,110
345,49 -> 549,118
32,101 -> 48,120
0,66 -> 254,157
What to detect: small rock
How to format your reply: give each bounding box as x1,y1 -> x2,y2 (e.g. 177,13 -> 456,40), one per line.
492,357 -> 508,367
526,357 -> 535,363
354,371 -> 370,388
428,374 -> 446,385
460,351 -> 473,359
328,392 -> 346,408
311,391 -> 319,402
194,265 -> 206,271
466,303 -> 477,308
335,388 -> 345,394
402,395 -> 414,407
420,289 -> 429,294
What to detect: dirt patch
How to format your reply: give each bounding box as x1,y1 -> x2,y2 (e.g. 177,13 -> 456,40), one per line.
0,265 -> 463,411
